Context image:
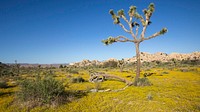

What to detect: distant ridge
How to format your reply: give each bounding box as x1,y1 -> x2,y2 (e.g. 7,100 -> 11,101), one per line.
70,51 -> 200,67
3,52 -> 199,68
5,63 -> 69,68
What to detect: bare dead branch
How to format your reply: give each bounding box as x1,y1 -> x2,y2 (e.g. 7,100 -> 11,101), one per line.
90,72 -> 133,86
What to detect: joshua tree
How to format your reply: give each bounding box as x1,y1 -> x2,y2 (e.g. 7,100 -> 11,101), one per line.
171,58 -> 177,67
14,60 -> 20,76
117,58 -> 126,72
59,64 -> 64,68
102,3 -> 167,85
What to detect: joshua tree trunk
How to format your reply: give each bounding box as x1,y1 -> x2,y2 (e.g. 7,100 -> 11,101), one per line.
120,67 -> 123,72
134,42 -> 140,84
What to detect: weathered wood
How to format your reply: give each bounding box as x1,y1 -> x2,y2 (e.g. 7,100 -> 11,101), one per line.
89,72 -> 133,86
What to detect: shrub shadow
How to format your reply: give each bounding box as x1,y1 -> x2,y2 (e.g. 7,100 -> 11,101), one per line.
0,91 -> 14,97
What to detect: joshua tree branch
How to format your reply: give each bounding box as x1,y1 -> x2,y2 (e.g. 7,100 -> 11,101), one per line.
142,32 -> 160,41
136,26 -> 139,37
130,26 -> 137,41
121,15 -> 129,24
141,28 -> 167,41
102,35 -> 137,45
119,23 -> 130,33
139,16 -> 145,25
116,36 -> 135,42
129,16 -> 133,23
121,15 -> 137,41
140,20 -> 148,39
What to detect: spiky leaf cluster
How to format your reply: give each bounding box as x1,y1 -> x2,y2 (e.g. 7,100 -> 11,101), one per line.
159,28 -> 168,35
117,9 -> 125,17
134,12 -> 142,19
143,9 -> 148,15
143,3 -> 155,20
147,21 -> 152,25
128,6 -> 136,16
140,19 -> 146,26
118,58 -> 125,66
102,36 -> 117,45
109,9 -> 120,24
148,3 -> 155,12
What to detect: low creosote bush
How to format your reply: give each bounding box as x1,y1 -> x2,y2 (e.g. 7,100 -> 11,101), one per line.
162,71 -> 169,74
143,72 -> 155,77
134,78 -> 152,86
180,68 -> 189,72
147,92 -> 153,100
66,68 -> 79,74
71,76 -> 85,83
17,75 -> 66,107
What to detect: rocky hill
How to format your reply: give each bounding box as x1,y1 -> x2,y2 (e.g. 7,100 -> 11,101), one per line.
126,51 -> 200,63
69,51 -> 200,67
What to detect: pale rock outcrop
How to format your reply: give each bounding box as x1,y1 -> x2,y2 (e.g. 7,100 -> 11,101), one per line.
68,52 -> 200,67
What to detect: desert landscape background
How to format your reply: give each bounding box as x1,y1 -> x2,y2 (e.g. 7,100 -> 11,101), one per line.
0,0 -> 200,112
0,51 -> 200,111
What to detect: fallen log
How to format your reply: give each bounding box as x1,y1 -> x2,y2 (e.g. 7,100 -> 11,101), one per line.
89,72 -> 133,86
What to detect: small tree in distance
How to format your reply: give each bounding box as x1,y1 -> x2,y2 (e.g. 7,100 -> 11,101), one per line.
117,58 -> 126,72
102,3 -> 167,85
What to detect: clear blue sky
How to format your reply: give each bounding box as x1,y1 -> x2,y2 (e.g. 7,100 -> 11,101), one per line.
0,0 -> 200,64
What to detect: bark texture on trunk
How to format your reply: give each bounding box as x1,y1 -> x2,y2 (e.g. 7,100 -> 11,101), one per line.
120,66 -> 123,72
134,42 -> 141,85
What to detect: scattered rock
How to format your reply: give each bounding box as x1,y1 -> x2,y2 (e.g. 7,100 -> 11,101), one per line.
90,89 -> 98,92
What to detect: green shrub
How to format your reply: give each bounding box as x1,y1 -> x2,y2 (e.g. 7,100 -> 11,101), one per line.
159,71 -> 169,76
180,68 -> 188,72
143,72 -> 155,77
0,91 -> 3,96
42,70 -> 55,77
17,75 -> 65,107
66,68 -> 79,74
103,60 -> 118,68
71,76 -> 85,83
134,78 -> 152,86
0,80 -> 8,88
162,71 -> 169,74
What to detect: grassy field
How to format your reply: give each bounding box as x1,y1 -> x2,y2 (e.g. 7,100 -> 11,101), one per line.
0,67 -> 200,112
